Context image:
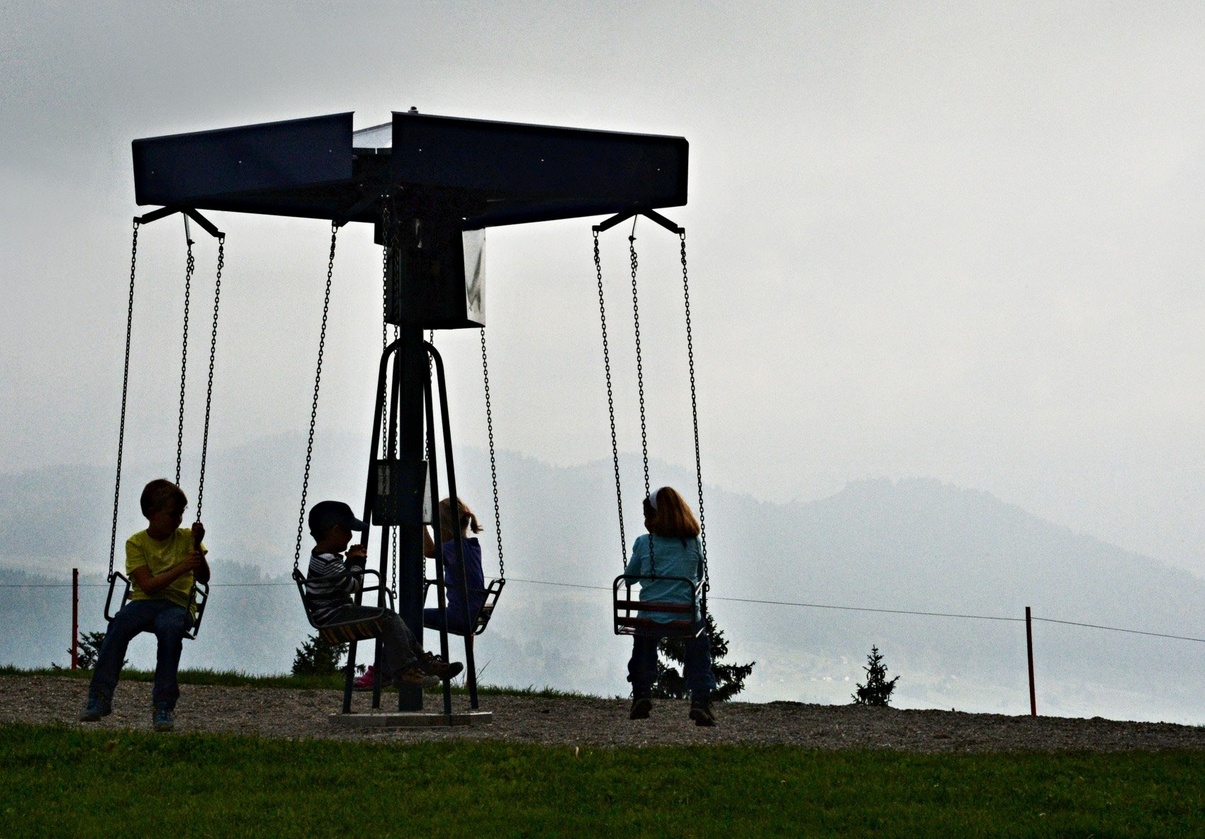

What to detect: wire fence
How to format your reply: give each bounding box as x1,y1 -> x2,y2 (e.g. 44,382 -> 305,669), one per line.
8,574 -> 1200,643
5,567 -> 1205,724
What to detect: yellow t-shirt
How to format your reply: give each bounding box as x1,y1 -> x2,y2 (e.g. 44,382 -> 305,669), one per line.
126,528 -> 206,611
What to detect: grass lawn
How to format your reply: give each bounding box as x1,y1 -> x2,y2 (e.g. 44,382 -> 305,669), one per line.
1,723 -> 1201,838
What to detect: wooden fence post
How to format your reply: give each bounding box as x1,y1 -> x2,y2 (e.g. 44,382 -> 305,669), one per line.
1026,605 -> 1036,716
72,568 -> 79,670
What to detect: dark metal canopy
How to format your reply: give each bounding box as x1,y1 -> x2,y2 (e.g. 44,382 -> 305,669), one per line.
132,111 -> 688,228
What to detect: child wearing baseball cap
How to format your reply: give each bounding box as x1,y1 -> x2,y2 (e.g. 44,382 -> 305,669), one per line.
305,499 -> 462,688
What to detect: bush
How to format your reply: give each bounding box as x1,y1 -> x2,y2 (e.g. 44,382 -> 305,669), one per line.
852,645 -> 899,707
291,633 -> 347,676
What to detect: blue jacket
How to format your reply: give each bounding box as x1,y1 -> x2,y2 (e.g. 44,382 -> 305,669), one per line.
624,533 -> 703,623
441,537 -> 485,627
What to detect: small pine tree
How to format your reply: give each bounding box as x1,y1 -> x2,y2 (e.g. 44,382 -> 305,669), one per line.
852,645 -> 899,707
74,631 -> 107,670
652,612 -> 755,702
291,633 -> 347,676
54,630 -> 120,671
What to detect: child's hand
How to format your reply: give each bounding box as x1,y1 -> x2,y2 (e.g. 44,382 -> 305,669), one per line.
347,545 -> 368,562
182,551 -> 206,572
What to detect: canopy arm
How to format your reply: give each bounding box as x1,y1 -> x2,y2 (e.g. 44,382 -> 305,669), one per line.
593,208 -> 682,235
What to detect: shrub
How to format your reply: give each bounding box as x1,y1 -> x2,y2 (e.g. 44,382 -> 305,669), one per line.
291,633 -> 347,676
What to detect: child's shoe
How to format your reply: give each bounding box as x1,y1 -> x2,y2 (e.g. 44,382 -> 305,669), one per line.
351,665 -> 373,689
689,698 -> 716,727
629,696 -> 653,720
79,689 -> 112,722
152,702 -> 175,732
396,666 -> 440,689
420,652 -> 464,680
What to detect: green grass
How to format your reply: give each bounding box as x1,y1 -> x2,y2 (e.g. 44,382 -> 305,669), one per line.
3,669 -> 1202,835
1,663 -> 607,698
0,724 -> 1201,838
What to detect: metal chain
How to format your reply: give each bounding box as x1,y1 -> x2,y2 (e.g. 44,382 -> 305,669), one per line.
195,234 -> 224,519
480,327 -> 504,579
628,229 -> 654,574
176,231 -> 196,485
109,219 -> 140,577
594,230 -> 627,566
679,230 -> 708,598
293,223 -> 338,572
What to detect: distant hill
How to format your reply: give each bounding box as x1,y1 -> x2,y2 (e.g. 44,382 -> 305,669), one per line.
2,437 -> 1202,724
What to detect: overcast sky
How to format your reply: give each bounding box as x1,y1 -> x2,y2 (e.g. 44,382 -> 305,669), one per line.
3,2 -> 1205,579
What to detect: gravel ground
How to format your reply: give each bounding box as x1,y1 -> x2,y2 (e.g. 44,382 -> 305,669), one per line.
4,675 -> 1203,752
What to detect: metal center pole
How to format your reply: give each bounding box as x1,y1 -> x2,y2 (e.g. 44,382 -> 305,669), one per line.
390,325 -> 428,712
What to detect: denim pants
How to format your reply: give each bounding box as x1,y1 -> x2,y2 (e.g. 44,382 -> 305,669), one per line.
328,606 -> 422,679
628,630 -> 717,701
90,599 -> 192,708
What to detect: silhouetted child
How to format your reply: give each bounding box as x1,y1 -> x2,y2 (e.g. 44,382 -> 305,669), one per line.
80,478 -> 209,732
423,497 -> 486,635
625,486 -> 717,726
305,499 -> 462,691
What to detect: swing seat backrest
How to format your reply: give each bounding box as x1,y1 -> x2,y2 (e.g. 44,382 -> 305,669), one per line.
292,567 -> 392,645
613,574 -> 704,638
422,576 -> 505,636
473,577 -> 504,636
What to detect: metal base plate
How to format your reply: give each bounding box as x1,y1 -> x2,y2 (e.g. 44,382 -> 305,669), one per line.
328,710 -> 493,728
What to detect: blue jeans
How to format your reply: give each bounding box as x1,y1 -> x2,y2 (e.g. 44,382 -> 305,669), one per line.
628,630 -> 717,701
90,599 -> 192,708
423,606 -> 477,636
328,606 -> 422,680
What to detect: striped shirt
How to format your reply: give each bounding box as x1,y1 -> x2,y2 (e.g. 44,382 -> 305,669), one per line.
305,551 -> 363,625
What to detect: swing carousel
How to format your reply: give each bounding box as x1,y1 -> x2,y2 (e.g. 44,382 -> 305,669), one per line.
123,109 -> 699,723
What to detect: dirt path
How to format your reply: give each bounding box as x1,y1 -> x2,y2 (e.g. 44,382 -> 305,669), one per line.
3,675 -> 1202,752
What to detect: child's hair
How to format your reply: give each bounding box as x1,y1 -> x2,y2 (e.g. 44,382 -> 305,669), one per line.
642,486 -> 700,539
140,479 -> 187,517
437,497 -> 482,540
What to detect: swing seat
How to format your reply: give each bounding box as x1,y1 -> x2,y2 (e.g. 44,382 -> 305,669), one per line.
104,571 -> 209,641
422,577 -> 505,636
613,574 -> 704,638
293,567 -> 394,645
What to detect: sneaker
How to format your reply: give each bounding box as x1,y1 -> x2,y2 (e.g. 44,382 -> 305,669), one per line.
396,666 -> 440,689
152,703 -> 175,732
79,689 -> 112,722
689,699 -> 716,727
351,665 -> 373,689
629,697 -> 653,720
420,652 -> 464,681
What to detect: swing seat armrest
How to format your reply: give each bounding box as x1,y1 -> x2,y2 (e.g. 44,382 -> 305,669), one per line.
104,571 -> 131,622
353,568 -> 394,608
293,567 -> 394,614
184,580 -> 209,640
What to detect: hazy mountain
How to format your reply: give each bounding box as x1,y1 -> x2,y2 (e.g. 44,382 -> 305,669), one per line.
2,438 -> 1202,724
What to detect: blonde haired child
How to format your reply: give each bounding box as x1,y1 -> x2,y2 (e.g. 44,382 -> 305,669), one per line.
625,486 -> 717,726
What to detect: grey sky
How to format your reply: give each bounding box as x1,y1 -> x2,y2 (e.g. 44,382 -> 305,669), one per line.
3,2 -> 1204,577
